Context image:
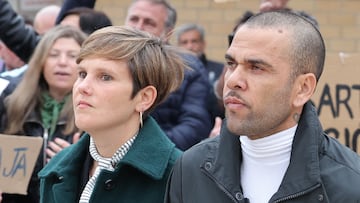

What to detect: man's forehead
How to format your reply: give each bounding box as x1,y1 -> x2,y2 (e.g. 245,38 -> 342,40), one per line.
227,26 -> 290,59
235,25 -> 289,40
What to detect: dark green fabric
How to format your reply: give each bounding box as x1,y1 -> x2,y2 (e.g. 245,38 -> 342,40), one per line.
38,117 -> 182,203
40,92 -> 68,138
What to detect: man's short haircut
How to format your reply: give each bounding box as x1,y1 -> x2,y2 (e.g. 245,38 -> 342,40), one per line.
175,23 -> 205,43
244,11 -> 325,81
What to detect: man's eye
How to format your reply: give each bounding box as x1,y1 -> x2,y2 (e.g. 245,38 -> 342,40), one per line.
226,61 -> 236,69
250,65 -> 262,71
129,17 -> 138,22
144,20 -> 156,28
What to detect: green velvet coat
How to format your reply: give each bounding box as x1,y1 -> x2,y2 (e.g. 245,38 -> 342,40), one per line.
38,117 -> 182,203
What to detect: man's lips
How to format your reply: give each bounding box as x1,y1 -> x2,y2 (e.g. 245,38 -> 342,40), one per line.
224,96 -> 244,104
223,96 -> 248,109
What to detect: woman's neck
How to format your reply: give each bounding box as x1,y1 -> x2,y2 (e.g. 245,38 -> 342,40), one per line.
90,122 -> 139,158
48,88 -> 69,102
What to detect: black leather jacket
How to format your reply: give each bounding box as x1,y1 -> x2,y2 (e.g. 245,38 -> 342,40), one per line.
165,102 -> 360,202
0,0 -> 40,62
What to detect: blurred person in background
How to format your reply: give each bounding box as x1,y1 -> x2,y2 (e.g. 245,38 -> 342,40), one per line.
176,23 -> 223,85
0,2 -> 112,97
58,7 -> 112,35
0,25 -> 86,203
175,23 -> 225,121
0,5 -> 60,81
33,5 -> 61,35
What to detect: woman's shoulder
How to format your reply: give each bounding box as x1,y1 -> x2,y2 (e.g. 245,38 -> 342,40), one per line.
39,134 -> 90,176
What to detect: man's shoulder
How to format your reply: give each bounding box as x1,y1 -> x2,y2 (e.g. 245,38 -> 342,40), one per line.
180,136 -> 220,165
320,134 -> 360,188
180,53 -> 210,87
323,134 -> 360,168
181,53 -> 206,72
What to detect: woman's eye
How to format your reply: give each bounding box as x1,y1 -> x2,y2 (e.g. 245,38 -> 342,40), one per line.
48,53 -> 59,58
78,71 -> 86,78
68,54 -> 77,59
101,74 -> 112,81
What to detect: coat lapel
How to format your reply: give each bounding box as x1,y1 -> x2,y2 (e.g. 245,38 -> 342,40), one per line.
204,119 -> 242,195
271,102 -> 323,201
119,117 -> 181,180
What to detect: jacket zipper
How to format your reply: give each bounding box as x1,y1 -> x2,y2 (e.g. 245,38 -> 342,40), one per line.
274,183 -> 322,202
43,128 -> 49,167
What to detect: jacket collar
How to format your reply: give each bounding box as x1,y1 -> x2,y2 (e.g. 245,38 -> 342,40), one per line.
119,116 -> 179,180
38,132 -> 89,202
271,102 -> 323,201
39,116 -> 178,181
204,118 -> 242,195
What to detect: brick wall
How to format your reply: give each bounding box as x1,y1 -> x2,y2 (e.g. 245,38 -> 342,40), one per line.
95,0 -> 360,64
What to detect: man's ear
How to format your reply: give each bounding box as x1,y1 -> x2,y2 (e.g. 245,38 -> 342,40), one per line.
292,73 -> 317,107
136,86 -> 157,112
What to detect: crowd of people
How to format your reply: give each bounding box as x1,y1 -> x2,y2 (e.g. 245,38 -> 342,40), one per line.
0,0 -> 359,202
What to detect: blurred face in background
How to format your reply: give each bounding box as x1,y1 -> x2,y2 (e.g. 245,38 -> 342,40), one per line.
43,37 -> 81,101
177,29 -> 205,57
125,0 -> 168,38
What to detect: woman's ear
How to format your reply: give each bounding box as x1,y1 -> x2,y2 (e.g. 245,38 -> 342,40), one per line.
136,86 -> 157,112
292,73 -> 317,107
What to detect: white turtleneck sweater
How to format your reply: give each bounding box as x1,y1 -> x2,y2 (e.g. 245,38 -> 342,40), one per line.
240,125 -> 297,203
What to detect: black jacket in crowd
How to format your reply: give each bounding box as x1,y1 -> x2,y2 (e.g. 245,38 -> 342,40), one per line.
165,102 -> 360,202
